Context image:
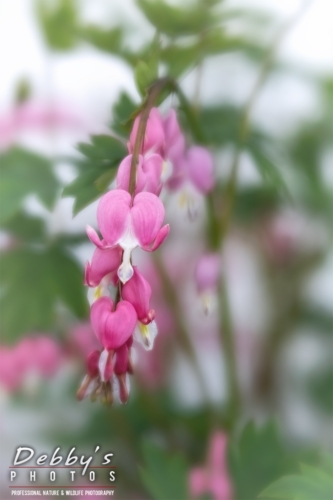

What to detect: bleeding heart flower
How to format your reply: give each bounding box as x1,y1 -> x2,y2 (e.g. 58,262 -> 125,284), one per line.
87,190 -> 170,283
90,296 -> 137,351
122,266 -> 158,350
116,154 -> 163,195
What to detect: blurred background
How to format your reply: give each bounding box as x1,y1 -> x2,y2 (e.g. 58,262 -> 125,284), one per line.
0,0 -> 332,499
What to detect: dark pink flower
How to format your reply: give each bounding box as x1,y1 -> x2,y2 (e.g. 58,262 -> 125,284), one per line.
90,296 -> 137,351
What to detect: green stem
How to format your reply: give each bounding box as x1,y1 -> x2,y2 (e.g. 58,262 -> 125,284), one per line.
154,254 -> 211,402
129,77 -> 175,196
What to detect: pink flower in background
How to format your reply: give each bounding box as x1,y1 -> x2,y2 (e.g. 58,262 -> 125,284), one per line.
195,253 -> 221,314
189,432 -> 233,500
0,335 -> 63,392
87,189 -> 169,283
0,101 -> 84,149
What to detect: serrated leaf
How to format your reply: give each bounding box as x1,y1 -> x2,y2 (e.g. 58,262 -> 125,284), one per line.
0,147 -> 59,224
0,245 -> 87,343
110,92 -> 138,136
62,135 -> 126,215
36,0 -> 78,51
135,60 -> 158,96
228,421 -> 299,500
137,0 -> 215,37
140,441 -> 188,500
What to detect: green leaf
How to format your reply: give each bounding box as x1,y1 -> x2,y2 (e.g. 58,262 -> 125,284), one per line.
110,92 -> 138,136
36,0 -> 78,51
249,138 -> 289,196
62,135 -> 126,215
228,421 -> 299,500
1,211 -> 46,242
0,147 -> 59,224
135,60 -> 158,96
137,0 -> 215,37
140,441 -> 188,500
306,366 -> 333,415
259,462 -> 333,500
198,105 -> 242,145
79,25 -> 123,54
0,245 -> 87,343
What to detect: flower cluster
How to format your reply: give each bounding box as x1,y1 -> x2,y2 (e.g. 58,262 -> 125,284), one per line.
78,106 -> 214,404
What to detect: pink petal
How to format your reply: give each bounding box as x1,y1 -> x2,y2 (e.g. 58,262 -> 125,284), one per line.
97,190 -> 131,246
141,154 -> 163,194
86,225 -> 106,249
86,350 -> 100,378
208,432 -> 228,472
195,253 -> 221,292
188,468 -> 208,497
116,155 -> 146,193
210,474 -> 233,500
131,192 -> 165,247
186,146 -> 215,194
85,246 -> 122,287
90,297 -> 137,350
129,107 -> 165,155
121,266 -> 152,322
163,109 -> 182,150
142,224 -> 170,252
114,343 -> 129,375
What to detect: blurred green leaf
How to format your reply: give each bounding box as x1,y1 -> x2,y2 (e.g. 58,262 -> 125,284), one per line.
234,186 -> 279,223
135,59 -> 158,96
0,245 -> 87,342
228,421 -> 299,500
306,367 -> 333,415
15,78 -> 32,104
36,0 -> 78,51
299,307 -> 333,336
249,139 -> 289,196
110,92 -> 138,136
259,461 -> 333,499
199,105 -> 242,145
137,0 -> 215,37
2,212 -> 46,242
62,135 -> 126,215
140,441 -> 188,500
0,147 -> 59,224
79,25 -> 123,54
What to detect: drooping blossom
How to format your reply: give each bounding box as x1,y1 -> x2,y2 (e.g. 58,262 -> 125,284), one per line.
195,253 -> 221,314
189,432 -> 233,500
84,245 -> 122,304
87,190 -> 170,283
122,266 -> 158,350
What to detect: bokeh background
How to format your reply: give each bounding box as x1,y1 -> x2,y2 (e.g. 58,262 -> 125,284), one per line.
0,1 -> 332,499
